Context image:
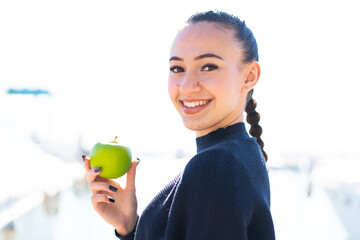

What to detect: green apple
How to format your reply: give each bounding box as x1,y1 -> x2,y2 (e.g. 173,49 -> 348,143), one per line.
89,136 -> 132,179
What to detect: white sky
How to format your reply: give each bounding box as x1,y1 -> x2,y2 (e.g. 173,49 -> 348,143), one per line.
1,0 -> 359,160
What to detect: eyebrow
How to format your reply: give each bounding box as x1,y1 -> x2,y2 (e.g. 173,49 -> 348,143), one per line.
169,53 -> 223,62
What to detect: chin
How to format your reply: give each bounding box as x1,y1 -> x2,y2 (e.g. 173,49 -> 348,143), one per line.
182,118 -> 209,132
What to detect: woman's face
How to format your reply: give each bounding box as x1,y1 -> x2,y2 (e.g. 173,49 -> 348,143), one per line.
168,22 -> 252,137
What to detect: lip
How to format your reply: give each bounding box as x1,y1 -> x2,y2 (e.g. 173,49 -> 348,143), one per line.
179,99 -> 212,114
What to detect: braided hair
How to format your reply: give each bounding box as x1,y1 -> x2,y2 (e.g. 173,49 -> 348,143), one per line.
187,10 -> 268,162
245,89 -> 267,162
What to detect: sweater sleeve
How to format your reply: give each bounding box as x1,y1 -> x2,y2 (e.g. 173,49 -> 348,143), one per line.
115,228 -> 135,240
114,216 -> 139,240
165,148 -> 274,240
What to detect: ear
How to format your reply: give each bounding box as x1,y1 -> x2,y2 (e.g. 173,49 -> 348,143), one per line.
241,61 -> 261,93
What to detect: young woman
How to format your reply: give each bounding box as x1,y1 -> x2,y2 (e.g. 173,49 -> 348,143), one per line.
83,10 -> 275,240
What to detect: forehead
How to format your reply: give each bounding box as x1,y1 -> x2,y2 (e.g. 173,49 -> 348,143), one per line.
170,22 -> 241,59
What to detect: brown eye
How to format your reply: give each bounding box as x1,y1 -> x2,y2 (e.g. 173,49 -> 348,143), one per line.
170,65 -> 184,73
201,64 -> 218,72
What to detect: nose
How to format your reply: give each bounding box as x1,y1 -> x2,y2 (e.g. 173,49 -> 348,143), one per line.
179,72 -> 201,94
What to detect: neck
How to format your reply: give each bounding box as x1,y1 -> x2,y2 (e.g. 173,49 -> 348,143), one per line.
195,113 -> 244,138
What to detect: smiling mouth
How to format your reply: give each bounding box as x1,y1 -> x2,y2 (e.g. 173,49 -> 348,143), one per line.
183,100 -> 209,107
180,99 -> 212,114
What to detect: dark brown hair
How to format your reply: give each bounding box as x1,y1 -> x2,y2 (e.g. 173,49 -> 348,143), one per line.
188,10 -> 268,162
245,89 -> 267,162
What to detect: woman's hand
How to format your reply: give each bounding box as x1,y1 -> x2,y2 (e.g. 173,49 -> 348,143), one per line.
83,156 -> 139,236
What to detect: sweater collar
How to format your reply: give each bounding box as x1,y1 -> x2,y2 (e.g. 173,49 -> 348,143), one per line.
196,122 -> 249,153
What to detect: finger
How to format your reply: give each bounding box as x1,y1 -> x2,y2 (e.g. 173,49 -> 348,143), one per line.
87,167 -> 102,183
89,182 -> 119,195
96,175 -> 118,185
86,166 -> 123,190
125,160 -> 139,191
83,156 -> 91,172
91,193 -> 115,205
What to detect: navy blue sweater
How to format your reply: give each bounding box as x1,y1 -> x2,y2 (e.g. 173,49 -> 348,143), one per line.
116,122 -> 275,239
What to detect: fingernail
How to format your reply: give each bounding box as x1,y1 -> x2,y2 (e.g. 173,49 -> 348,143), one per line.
109,185 -> 118,192
136,158 -> 141,165
94,167 -> 101,173
82,155 -> 86,161
109,198 -> 115,203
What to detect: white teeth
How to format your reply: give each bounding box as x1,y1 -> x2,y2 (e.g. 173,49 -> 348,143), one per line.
183,100 -> 208,108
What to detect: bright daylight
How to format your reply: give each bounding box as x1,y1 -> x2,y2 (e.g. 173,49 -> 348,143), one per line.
0,0 -> 359,239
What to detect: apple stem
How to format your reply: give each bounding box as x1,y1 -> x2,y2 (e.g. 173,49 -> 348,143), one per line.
113,136 -> 118,143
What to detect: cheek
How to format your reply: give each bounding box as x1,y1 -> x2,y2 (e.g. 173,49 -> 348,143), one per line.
206,73 -> 234,95
168,77 -> 178,104
210,75 -> 241,107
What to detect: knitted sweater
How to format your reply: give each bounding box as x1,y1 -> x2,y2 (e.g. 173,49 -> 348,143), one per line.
116,122 -> 275,240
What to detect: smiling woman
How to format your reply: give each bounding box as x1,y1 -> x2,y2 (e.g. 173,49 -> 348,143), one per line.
168,21 -> 256,137
83,10 -> 275,240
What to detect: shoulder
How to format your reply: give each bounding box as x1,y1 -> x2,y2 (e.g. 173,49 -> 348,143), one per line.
181,144 -> 247,188
181,139 -> 270,200
184,139 -> 266,179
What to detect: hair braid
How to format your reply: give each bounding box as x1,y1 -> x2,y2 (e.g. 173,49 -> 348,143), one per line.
245,90 -> 268,162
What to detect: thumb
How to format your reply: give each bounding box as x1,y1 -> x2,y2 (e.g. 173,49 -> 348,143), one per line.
125,160 -> 139,191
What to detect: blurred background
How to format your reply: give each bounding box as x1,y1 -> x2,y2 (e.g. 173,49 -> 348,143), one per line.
1,0 -> 359,239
